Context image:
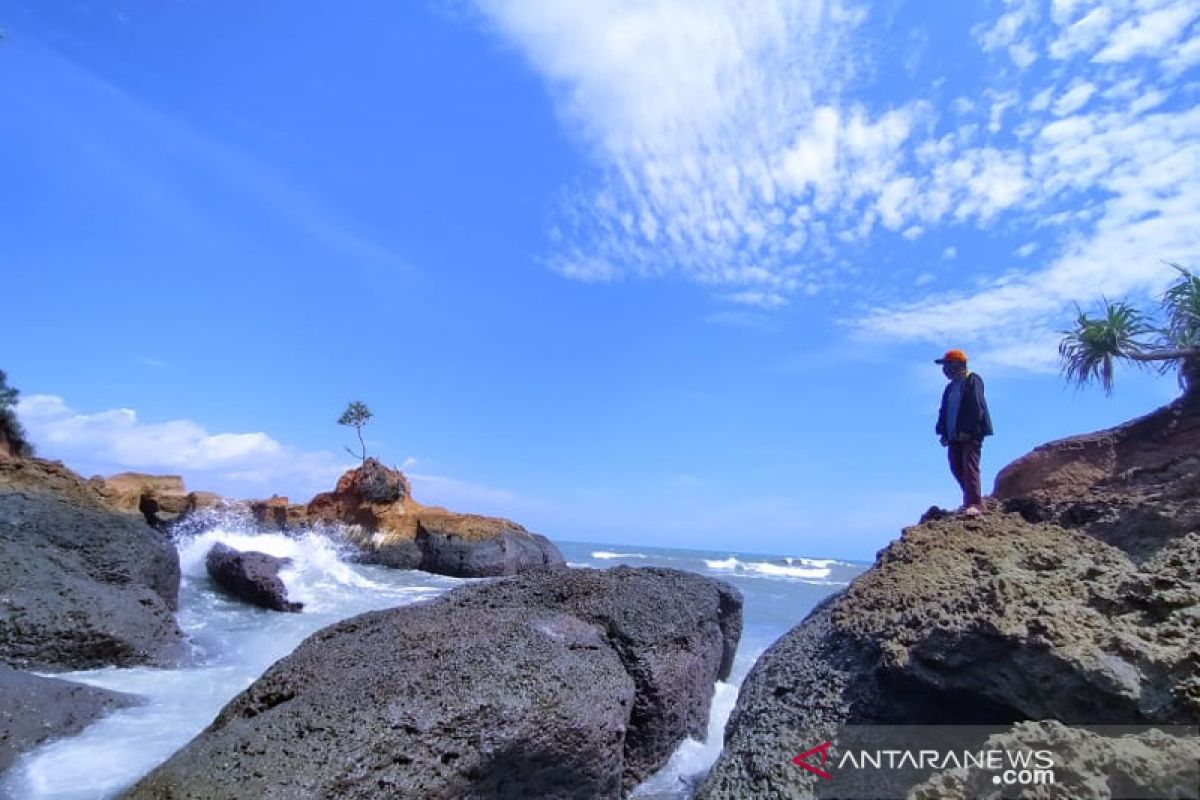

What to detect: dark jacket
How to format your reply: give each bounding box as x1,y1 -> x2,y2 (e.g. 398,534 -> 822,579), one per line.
936,372 -> 994,440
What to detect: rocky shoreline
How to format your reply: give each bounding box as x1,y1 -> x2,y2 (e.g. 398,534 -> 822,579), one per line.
1,397 -> 1198,797
697,397 -> 1200,798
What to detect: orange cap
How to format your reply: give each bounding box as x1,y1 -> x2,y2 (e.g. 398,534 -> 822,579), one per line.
934,349 -> 968,364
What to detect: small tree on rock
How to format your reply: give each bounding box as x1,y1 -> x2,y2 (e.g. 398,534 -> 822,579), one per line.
338,401 -> 373,463
1059,263 -> 1200,402
0,370 -> 35,457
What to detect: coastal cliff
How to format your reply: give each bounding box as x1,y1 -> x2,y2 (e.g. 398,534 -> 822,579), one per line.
697,397 -> 1200,798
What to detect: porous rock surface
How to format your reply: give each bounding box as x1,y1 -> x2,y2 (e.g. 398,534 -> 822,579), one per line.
0,459 -> 184,670
909,720 -> 1200,800
697,400 -> 1200,799
124,566 -> 742,799
0,664 -> 137,772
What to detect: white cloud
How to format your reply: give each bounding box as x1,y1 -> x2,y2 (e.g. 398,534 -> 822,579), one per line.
470,0 -> 1200,373
1164,33 -> 1200,74
17,394 -> 348,499
1029,86 -> 1055,111
1009,41 -> 1039,67
1093,3 -> 1198,63
724,290 -> 789,309
16,395 -> 534,517
857,1 -> 1200,367
977,0 -> 1040,52
1052,81 -> 1096,115
1048,5 -> 1113,59
470,0 -> 929,292
862,99 -> 1200,347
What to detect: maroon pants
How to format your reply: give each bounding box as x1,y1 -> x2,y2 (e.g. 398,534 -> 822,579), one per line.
948,439 -> 983,508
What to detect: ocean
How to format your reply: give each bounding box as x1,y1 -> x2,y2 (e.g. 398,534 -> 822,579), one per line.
0,521 -> 868,799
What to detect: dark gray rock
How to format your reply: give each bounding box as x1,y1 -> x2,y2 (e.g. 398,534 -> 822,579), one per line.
417,524 -> 567,577
0,490 -> 184,671
0,664 -> 138,772
125,605 -> 635,799
124,567 -> 742,799
450,566 -> 742,791
356,535 -> 423,570
351,458 -> 406,503
205,543 -> 303,613
697,515 -> 1200,799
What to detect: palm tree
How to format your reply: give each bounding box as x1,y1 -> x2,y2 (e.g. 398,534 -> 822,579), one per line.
1059,264 -> 1200,403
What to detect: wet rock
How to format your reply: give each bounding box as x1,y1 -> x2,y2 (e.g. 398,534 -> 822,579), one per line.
0,665 -> 138,772
0,461 -> 184,671
124,567 -> 742,799
205,543 -> 303,613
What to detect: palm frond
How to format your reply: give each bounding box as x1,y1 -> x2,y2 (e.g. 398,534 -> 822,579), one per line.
1160,262 -> 1200,349
1058,300 -> 1151,395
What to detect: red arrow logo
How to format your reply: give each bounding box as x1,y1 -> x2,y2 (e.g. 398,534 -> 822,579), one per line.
792,741 -> 833,780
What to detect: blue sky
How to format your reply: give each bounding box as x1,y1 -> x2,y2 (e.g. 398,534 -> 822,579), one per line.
3,0 -> 1197,560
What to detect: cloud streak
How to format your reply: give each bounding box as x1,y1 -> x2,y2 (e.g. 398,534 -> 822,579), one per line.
471,0 -> 1200,369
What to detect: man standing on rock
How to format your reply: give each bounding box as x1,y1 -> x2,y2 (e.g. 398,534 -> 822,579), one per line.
935,349 -> 993,516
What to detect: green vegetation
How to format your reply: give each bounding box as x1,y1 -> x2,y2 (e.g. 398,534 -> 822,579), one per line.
0,369 -> 35,456
338,401 -> 373,463
1059,263 -> 1200,398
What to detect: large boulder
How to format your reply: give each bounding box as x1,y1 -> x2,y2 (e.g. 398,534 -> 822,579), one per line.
124,567 -> 742,799
205,543 -> 303,613
451,566 -> 743,789
0,459 -> 185,671
697,401 -> 1200,800
697,516 -> 1199,798
308,458 -> 566,577
0,665 -> 137,772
